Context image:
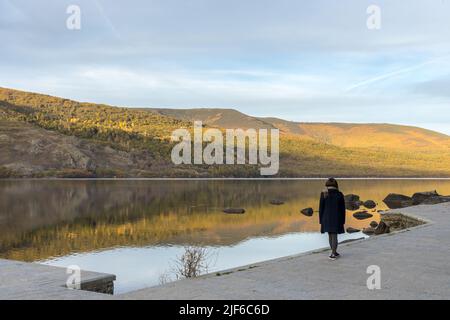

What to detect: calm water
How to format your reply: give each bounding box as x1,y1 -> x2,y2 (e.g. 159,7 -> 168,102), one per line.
1,179 -> 450,294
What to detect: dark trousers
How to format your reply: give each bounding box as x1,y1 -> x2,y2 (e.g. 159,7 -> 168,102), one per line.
328,232 -> 338,254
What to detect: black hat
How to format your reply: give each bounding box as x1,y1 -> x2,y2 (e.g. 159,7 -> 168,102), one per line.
325,177 -> 339,189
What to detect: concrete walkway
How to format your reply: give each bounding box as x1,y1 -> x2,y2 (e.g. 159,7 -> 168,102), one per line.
0,259 -> 114,300
120,202 -> 450,300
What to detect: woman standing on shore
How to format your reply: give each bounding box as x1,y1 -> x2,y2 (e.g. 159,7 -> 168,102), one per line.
319,178 -> 346,260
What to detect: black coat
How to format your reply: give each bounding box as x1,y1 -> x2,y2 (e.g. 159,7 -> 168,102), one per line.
319,188 -> 346,234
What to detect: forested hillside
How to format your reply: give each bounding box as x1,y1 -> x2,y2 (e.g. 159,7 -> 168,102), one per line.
1,87 -> 450,178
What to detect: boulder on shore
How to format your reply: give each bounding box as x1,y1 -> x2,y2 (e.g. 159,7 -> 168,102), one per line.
374,221 -> 390,235
270,199 -> 285,205
362,227 -> 375,235
421,195 -> 450,205
383,193 -> 414,209
300,208 -> 314,217
223,208 -> 245,214
363,200 -> 377,209
412,190 -> 440,205
353,211 -> 374,220
370,221 -> 379,228
346,227 -> 360,234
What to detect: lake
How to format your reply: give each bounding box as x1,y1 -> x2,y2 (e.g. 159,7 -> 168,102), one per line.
1,179 -> 450,294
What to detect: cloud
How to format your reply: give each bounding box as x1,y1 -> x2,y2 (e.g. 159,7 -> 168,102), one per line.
346,54 -> 450,92
1,0 -> 450,134
414,75 -> 450,99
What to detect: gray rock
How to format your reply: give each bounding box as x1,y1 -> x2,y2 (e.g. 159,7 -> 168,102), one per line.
362,227 -> 375,235
374,221 -> 390,235
223,208 -> 245,214
383,193 -> 414,209
363,200 -> 377,209
412,190 -> 440,205
421,196 -> 450,205
300,208 -> 314,217
344,194 -> 360,202
353,211 -> 374,220
346,227 -> 360,234
344,194 -> 362,210
345,201 -> 361,211
270,199 -> 284,205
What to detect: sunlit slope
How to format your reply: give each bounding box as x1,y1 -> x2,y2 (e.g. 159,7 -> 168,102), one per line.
266,119 -> 450,151
153,108 -> 276,130
0,87 -> 190,142
154,107 -> 450,151
279,134 -> 450,177
0,87 -> 194,177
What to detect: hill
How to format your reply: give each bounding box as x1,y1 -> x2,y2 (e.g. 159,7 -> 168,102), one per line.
1,87 -> 450,178
152,108 -> 276,130
154,108 -> 450,151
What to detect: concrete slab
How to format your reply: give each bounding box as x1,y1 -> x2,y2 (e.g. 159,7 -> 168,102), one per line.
0,259 -> 115,300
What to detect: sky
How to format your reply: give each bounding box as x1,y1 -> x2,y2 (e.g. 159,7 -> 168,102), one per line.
1,0 -> 450,134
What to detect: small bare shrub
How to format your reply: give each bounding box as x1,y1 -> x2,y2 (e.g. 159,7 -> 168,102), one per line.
174,246 -> 211,279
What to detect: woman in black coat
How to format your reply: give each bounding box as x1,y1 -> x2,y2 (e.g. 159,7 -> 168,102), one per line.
319,178 -> 346,260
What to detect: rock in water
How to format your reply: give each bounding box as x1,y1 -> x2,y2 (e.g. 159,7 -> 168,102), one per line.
353,211 -> 374,220
346,227 -> 360,233
383,193 -> 414,209
344,194 -> 360,202
412,190 -> 440,205
363,200 -> 377,209
346,201 -> 361,211
223,208 -> 245,214
370,221 -> 379,228
270,199 -> 284,205
344,194 -> 361,211
300,208 -> 314,216
374,221 -> 390,235
362,227 -> 375,235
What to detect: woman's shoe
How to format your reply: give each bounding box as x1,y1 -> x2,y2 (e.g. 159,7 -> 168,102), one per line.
328,254 -> 337,260
334,253 -> 340,258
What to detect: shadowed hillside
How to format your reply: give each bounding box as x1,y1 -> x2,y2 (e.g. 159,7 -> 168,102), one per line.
1,87 -> 450,177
